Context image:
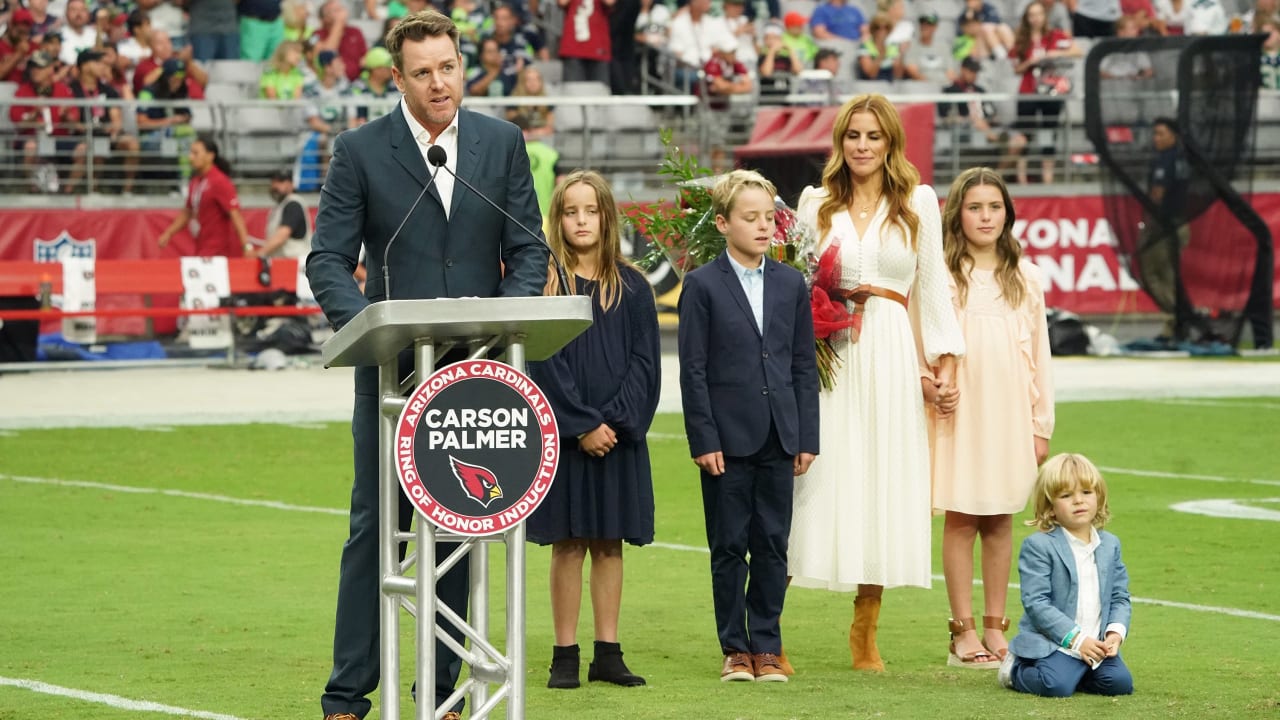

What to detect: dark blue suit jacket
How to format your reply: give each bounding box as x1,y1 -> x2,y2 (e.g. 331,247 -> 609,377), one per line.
305,105 -> 548,395
1011,526 -> 1132,660
678,252 -> 820,458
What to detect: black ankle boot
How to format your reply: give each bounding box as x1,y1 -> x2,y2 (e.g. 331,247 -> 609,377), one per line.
547,644 -> 581,689
588,641 -> 646,686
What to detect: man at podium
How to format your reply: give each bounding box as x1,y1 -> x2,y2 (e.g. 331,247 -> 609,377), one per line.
305,10 -> 549,720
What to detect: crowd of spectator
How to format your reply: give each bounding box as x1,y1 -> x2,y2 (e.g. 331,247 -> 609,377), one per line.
1,0 -> 1276,193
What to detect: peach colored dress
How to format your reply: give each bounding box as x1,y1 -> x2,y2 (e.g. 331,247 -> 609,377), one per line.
928,259 -> 1055,516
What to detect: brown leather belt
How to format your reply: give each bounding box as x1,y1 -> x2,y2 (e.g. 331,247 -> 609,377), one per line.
828,284 -> 908,310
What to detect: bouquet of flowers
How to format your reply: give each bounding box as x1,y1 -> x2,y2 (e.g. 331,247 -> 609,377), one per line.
631,132 -> 859,390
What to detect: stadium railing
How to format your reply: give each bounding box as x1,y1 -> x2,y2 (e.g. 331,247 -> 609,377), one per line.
1,89 -> 1276,197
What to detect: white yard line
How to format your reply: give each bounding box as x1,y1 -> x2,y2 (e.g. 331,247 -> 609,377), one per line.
655,541 -> 1280,623
1145,399 -> 1280,411
6,473 -> 1279,625
0,677 -> 249,720
1098,466 -> 1280,487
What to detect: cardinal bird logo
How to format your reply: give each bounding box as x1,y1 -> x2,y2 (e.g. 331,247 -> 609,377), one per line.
450,456 -> 504,508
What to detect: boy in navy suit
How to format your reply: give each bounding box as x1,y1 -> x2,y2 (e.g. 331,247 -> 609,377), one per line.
678,170 -> 820,683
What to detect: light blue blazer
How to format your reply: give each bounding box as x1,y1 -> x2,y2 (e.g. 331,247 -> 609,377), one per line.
1009,526 -> 1132,660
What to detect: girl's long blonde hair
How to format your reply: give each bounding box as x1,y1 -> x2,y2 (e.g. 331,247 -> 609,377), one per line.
544,170 -> 637,310
1028,453 -> 1112,532
942,166 -> 1026,309
816,94 -> 921,248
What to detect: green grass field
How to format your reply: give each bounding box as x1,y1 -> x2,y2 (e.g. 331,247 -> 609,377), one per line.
2,398 -> 1278,719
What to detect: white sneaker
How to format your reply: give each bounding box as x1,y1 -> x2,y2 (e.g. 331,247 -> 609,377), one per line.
997,651 -> 1017,690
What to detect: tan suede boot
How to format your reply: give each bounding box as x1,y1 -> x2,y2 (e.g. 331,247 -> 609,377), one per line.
850,595 -> 885,671
776,646 -> 795,676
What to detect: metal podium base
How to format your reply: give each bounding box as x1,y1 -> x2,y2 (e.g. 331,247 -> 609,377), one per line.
321,297 -> 592,720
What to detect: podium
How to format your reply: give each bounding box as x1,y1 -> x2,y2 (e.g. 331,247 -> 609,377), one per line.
322,296 -> 593,720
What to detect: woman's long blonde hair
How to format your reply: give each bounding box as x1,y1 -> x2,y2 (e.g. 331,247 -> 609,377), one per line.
816,94 -> 921,248
544,170 -> 637,310
942,166 -> 1025,309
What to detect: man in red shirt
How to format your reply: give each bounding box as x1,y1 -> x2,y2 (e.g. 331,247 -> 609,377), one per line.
156,136 -> 252,258
132,29 -> 208,97
311,0 -> 366,82
9,50 -> 87,193
0,8 -> 35,82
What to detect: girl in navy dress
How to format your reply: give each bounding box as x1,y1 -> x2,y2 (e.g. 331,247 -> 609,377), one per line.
527,170 -> 662,690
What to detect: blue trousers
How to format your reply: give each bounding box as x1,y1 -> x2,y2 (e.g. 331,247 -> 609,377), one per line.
1012,652 -> 1134,698
700,426 -> 793,656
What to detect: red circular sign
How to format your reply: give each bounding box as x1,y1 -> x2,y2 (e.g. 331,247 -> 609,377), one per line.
394,359 -> 559,536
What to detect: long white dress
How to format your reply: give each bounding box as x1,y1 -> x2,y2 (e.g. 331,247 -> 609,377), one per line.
788,184 -> 965,591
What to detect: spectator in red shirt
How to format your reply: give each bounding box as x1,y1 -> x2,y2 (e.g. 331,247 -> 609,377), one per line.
702,34 -> 752,109
557,0 -> 614,85
701,35 -> 751,170
311,0 -> 366,82
8,50 -> 87,193
157,136 -> 252,258
0,8 -> 35,83
133,30 -> 208,97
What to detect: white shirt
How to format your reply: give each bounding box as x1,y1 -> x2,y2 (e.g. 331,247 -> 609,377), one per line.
668,12 -> 735,67
726,252 -> 764,333
1059,527 -> 1128,665
58,24 -> 98,66
401,98 -> 459,220
117,37 -> 152,65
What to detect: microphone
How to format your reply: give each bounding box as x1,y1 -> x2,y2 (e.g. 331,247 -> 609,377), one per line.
426,145 -> 572,297
382,158 -> 445,299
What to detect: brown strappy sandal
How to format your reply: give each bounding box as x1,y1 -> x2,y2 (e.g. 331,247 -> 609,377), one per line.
982,616 -> 1011,660
947,617 -> 1000,669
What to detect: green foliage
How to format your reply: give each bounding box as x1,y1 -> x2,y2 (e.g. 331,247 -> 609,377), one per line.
633,129 -> 725,276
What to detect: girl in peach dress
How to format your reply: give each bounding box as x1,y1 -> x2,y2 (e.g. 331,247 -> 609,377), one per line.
922,167 -> 1054,669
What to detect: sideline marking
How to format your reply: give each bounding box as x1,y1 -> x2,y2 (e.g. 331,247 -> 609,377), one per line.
6,475 -> 1280,624
1171,498 -> 1280,522
0,474 -> 346,516
654,540 -> 1280,623
0,677 -> 248,720
1147,399 -> 1280,411
1099,466 -> 1280,487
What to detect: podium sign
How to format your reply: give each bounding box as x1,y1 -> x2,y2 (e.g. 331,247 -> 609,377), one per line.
395,359 -> 560,536
320,295 -> 591,720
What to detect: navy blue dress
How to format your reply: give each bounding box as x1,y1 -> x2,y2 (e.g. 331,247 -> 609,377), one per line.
526,264 -> 661,546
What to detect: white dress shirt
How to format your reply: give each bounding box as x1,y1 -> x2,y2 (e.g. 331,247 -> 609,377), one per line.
1059,527 -> 1128,665
726,252 -> 765,334
400,98 -> 459,220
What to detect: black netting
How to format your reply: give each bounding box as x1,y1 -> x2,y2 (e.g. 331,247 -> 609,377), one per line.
1085,35 -> 1274,348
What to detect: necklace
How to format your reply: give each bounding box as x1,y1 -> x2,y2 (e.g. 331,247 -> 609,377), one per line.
854,195 -> 881,220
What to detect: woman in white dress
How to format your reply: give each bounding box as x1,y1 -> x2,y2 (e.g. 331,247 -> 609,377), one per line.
788,94 -> 966,671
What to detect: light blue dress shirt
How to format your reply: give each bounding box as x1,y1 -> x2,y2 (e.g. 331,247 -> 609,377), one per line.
726,252 -> 765,334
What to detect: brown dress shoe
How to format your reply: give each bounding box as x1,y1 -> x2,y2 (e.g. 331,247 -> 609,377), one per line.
720,651 -> 755,682
752,652 -> 789,682
442,713 -> 461,720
